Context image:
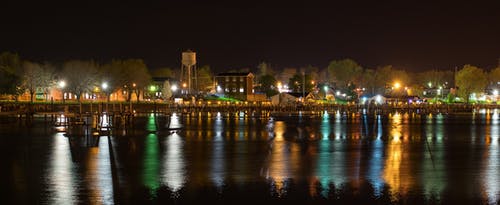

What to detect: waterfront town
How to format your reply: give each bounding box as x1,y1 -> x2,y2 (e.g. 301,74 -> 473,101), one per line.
4,1 -> 500,204
0,50 -> 499,108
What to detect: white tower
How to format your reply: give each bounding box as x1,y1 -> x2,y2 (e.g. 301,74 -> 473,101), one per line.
181,50 -> 197,95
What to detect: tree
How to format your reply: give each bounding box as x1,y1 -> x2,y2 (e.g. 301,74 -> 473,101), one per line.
100,61 -> 123,102
150,67 -> 176,78
61,60 -> 99,102
105,59 -> 151,102
373,65 -> 411,95
162,81 -> 173,100
257,74 -> 279,97
455,65 -> 487,103
489,67 -> 500,84
196,65 -> 213,93
20,61 -> 55,103
0,52 -> 22,97
303,65 -> 319,85
327,59 -> 363,87
257,62 -> 275,77
277,68 -> 296,86
288,73 -> 313,93
416,70 -> 453,89
360,69 -> 377,95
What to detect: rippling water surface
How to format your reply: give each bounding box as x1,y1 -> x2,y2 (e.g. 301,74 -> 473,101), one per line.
2,110 -> 500,204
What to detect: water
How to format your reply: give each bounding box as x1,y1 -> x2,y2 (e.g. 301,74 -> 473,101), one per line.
1,110 -> 500,204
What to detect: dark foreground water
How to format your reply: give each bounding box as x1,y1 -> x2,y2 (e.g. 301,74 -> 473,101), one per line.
1,110 -> 500,204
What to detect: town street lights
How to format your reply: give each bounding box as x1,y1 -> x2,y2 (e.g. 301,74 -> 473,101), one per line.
102,82 -> 109,112
101,82 -> 109,100
394,82 -> 401,89
58,80 -> 66,103
324,86 -> 328,100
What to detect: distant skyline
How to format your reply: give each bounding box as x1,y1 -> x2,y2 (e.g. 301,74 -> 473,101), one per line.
1,1 -> 500,72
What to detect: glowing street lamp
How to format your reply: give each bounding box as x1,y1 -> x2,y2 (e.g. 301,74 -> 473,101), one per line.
58,80 -> 66,102
277,82 -> 283,93
149,85 -> 157,92
323,86 -> 328,100
171,84 -> 178,92
102,82 -> 108,90
394,82 -> 401,89
58,80 -> 66,88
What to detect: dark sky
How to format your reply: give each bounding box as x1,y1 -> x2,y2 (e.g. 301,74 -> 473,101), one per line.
2,1 -> 500,72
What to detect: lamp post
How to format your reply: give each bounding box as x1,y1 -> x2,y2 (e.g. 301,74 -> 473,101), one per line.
324,86 -> 328,100
302,71 -> 305,103
102,82 -> 109,112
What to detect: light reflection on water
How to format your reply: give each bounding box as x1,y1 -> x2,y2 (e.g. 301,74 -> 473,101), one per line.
422,113 -> 446,201
211,114 -> 225,189
163,133 -> 185,192
48,133 -> 76,204
143,133 -> 160,193
87,137 -> 114,204
9,110 -> 500,203
482,109 -> 500,204
267,121 -> 291,196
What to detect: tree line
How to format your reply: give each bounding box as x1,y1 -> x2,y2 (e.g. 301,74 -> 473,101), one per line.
255,60 -> 495,103
0,52 -> 215,102
0,51 -> 497,103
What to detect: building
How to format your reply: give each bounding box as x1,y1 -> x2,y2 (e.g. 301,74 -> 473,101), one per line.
215,72 -> 254,101
270,92 -> 314,105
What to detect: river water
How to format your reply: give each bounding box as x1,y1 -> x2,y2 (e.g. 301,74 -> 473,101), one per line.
1,110 -> 500,204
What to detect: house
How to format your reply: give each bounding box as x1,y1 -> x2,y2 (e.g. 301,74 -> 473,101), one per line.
214,72 -> 254,101
270,92 -> 314,105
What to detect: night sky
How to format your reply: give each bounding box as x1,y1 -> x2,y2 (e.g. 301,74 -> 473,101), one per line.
2,1 -> 500,72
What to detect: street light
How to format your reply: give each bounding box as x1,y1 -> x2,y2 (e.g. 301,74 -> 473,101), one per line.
58,80 -> 66,102
394,82 -> 401,89
171,84 -> 178,92
323,86 -> 328,100
58,80 -> 66,88
102,82 -> 108,90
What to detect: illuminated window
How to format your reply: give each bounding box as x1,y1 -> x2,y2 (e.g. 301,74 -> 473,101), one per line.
240,88 -> 244,93
240,77 -> 244,82
225,77 -> 229,82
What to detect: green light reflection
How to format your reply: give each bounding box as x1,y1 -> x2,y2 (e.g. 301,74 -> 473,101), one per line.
143,133 -> 160,193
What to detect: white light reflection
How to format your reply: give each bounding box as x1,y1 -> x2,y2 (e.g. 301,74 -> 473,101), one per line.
422,115 -> 445,201
163,133 -> 186,192
315,113 -> 333,197
334,111 -> 342,139
367,117 -> 384,196
211,115 -> 225,189
48,133 -> 76,204
100,114 -> 110,130
482,115 -> 500,204
321,111 -> 330,140
492,109 -> 499,125
169,113 -> 182,129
